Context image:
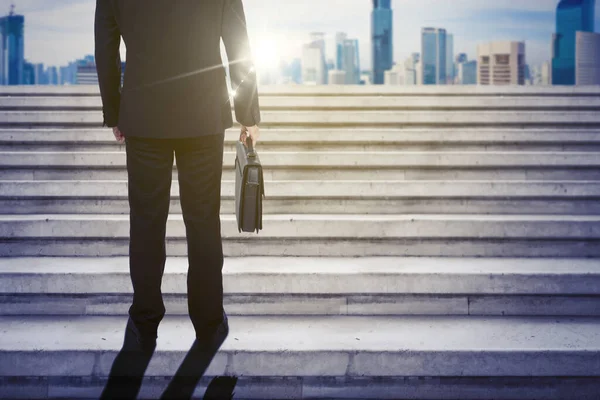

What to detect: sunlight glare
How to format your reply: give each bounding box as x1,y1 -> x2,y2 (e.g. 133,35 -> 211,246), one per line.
254,38 -> 280,70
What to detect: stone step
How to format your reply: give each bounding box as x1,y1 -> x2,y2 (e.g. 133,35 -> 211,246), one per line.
2,151 -> 599,168
2,95 -> 600,110
3,128 -> 600,152
3,213 -> 598,239
5,167 -> 600,182
4,143 -> 600,153
1,110 -> 600,127
2,180 -> 599,215
0,257 -> 598,317
0,315 -> 598,399
3,128 -> 600,144
3,180 -> 597,198
5,197 -> 600,215
1,214 -> 599,257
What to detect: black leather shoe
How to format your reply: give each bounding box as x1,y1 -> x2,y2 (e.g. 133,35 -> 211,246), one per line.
124,317 -> 157,352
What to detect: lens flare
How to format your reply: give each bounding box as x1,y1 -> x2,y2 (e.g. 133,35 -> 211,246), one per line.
254,39 -> 279,69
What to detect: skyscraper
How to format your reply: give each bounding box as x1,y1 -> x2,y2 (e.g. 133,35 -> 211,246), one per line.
446,33 -> 454,84
342,39 -> 360,84
576,31 -> 600,85
23,61 -> 34,85
421,28 -> 447,85
336,32 -> 348,70
372,0 -> 393,85
457,60 -> 477,85
0,4 -> 25,85
542,61 -> 553,85
76,56 -> 98,85
60,61 -> 78,85
34,63 -> 46,85
478,41 -> 526,85
552,0 -> 595,85
290,58 -> 302,84
454,53 -> 468,84
456,53 -> 468,65
404,53 -> 419,85
302,33 -> 327,85
47,66 -> 59,85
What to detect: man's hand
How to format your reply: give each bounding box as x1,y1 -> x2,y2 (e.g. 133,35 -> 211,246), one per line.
240,125 -> 260,148
112,126 -> 126,144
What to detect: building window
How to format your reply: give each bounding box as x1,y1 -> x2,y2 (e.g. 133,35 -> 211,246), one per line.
495,54 -> 510,65
481,56 -> 490,65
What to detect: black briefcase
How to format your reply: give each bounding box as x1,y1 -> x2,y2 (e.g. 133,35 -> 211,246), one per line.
235,137 -> 265,233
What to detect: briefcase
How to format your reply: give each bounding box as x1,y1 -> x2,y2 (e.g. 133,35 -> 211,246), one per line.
235,137 -> 265,233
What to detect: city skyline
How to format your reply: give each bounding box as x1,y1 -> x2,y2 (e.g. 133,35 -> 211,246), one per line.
3,0 -> 600,71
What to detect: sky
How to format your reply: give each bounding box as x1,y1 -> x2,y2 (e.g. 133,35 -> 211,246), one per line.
2,0 -> 600,70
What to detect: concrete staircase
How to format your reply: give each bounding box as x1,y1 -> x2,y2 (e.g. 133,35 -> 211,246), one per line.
0,85 -> 599,399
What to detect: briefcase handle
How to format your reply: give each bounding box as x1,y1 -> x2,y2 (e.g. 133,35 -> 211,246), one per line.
246,137 -> 257,159
241,127 -> 257,158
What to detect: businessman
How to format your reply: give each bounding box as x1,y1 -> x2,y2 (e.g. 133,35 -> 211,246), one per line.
95,0 -> 261,350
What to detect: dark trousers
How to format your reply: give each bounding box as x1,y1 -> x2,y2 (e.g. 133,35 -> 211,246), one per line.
125,132 -> 225,338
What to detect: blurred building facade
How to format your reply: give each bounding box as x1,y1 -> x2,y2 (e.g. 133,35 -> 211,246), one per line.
336,32 -> 347,70
0,4 -> 24,85
445,33 -> 454,84
328,69 -> 346,85
575,31 -> 600,85
457,60 -> 477,85
372,0 -> 393,84
552,0 -> 595,85
478,41 -> 526,85
384,63 -> 404,85
454,53 -> 468,84
76,55 -> 99,85
302,32 -> 327,85
542,61 -> 553,84
404,53 -> 420,85
342,39 -> 361,84
421,27 -> 447,85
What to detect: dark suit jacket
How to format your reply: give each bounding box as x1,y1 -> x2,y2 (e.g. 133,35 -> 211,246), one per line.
94,0 -> 261,138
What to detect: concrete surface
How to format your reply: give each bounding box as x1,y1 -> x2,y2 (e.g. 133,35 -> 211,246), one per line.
2,110 -> 600,126
0,256 -> 599,295
0,257 -> 598,317
2,180 -> 599,198
2,151 -> 600,168
2,128 -> 600,145
3,167 -> 600,182
0,315 -> 599,377
3,198 -> 600,216
2,214 -> 599,239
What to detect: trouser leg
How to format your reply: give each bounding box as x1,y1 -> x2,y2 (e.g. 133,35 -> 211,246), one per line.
125,136 -> 174,337
174,132 -> 225,336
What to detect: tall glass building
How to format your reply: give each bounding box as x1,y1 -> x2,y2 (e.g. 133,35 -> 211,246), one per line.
372,0 -> 393,85
336,32 -> 348,70
552,0 -> 595,85
343,39 -> 361,84
446,34 -> 454,83
421,28 -> 447,85
0,6 -> 25,85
